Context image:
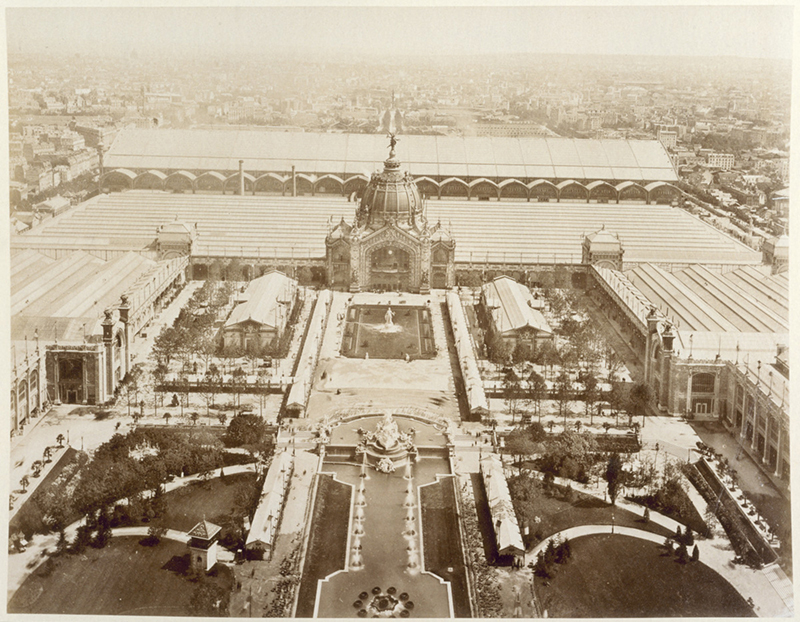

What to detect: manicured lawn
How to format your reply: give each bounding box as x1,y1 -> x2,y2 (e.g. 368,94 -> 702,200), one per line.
136,472 -> 257,533
341,305 -> 435,359
420,478 -> 471,618
295,474 -> 351,617
535,534 -> 754,618
8,537 -> 233,616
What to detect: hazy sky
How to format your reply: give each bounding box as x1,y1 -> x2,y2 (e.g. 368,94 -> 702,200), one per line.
5,5 -> 795,60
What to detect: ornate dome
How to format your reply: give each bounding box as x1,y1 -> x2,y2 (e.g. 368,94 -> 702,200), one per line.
357,142 -> 424,232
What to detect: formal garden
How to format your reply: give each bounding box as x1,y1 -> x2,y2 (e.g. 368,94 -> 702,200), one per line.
116,274 -> 306,426
468,285 -> 656,441
499,421 -> 709,542
8,414 -> 273,616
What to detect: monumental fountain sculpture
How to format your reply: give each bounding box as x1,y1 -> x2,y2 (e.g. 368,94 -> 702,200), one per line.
356,412 -> 418,472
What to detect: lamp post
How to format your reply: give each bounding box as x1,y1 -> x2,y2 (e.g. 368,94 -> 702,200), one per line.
611,507 -> 615,534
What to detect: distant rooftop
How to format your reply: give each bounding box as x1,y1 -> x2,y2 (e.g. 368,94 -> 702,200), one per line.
105,129 -> 679,182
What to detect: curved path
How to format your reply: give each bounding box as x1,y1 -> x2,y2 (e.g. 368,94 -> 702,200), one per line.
7,463 -> 256,600
527,524 -> 664,560
525,495 -> 792,618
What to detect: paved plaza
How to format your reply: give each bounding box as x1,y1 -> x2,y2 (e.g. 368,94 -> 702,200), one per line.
306,291 -> 461,421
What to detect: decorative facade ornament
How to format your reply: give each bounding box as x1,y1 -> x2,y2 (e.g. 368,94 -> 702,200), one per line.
325,142 -> 455,292
376,457 -> 396,474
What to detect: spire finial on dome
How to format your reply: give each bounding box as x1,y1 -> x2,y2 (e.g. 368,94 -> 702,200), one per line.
385,133 -> 400,169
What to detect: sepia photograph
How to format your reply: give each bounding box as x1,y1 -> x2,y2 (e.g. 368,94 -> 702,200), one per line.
4,4 -> 794,618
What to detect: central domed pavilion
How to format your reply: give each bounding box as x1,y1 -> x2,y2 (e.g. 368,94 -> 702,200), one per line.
326,139 -> 455,293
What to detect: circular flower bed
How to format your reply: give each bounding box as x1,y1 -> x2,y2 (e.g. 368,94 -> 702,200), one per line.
354,587 -> 414,617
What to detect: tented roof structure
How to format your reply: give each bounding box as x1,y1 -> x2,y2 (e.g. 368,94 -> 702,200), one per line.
224,271 -> 296,331
447,291 -> 488,416
106,129 -> 678,182
246,451 -> 291,550
482,276 -> 552,336
480,453 -> 524,558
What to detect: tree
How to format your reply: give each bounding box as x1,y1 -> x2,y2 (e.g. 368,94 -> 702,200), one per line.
528,421 -> 547,443
504,429 -> 538,464
224,257 -> 243,282
458,270 -> 482,288
195,331 -> 218,374
627,382 -> 654,427
538,340 -> 560,381
605,453 -> 623,505
56,433 -> 65,448
691,544 -> 700,562
605,350 -> 623,382
579,370 -> 599,424
19,475 -> 29,493
42,446 -> 53,463
503,369 -> 524,424
540,430 -> 597,483
163,412 -> 171,425
512,341 -> 533,366
225,414 -> 269,448
152,326 -> 181,366
608,381 -> 628,427
526,371 -> 547,422
676,541 -> 689,564
487,332 -> 510,367
190,412 -> 200,426
555,371 -> 572,430
31,460 -> 43,477
231,367 -> 247,410
643,506 -> 650,524
152,362 -> 168,415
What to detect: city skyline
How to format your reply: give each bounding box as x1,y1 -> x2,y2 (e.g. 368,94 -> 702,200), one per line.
5,5 -> 794,61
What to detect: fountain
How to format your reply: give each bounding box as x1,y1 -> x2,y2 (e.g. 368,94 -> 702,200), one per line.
359,413 -> 417,467
367,305 -> 403,335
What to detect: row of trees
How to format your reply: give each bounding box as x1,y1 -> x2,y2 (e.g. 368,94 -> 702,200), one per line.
502,364 -> 654,429
151,279 -> 234,370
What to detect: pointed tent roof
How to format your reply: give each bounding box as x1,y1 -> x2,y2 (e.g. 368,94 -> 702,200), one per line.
187,519 -> 222,540
584,224 -> 622,252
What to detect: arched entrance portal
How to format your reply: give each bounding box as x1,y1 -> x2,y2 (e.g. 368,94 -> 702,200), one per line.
368,245 -> 413,291
58,357 -> 84,404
